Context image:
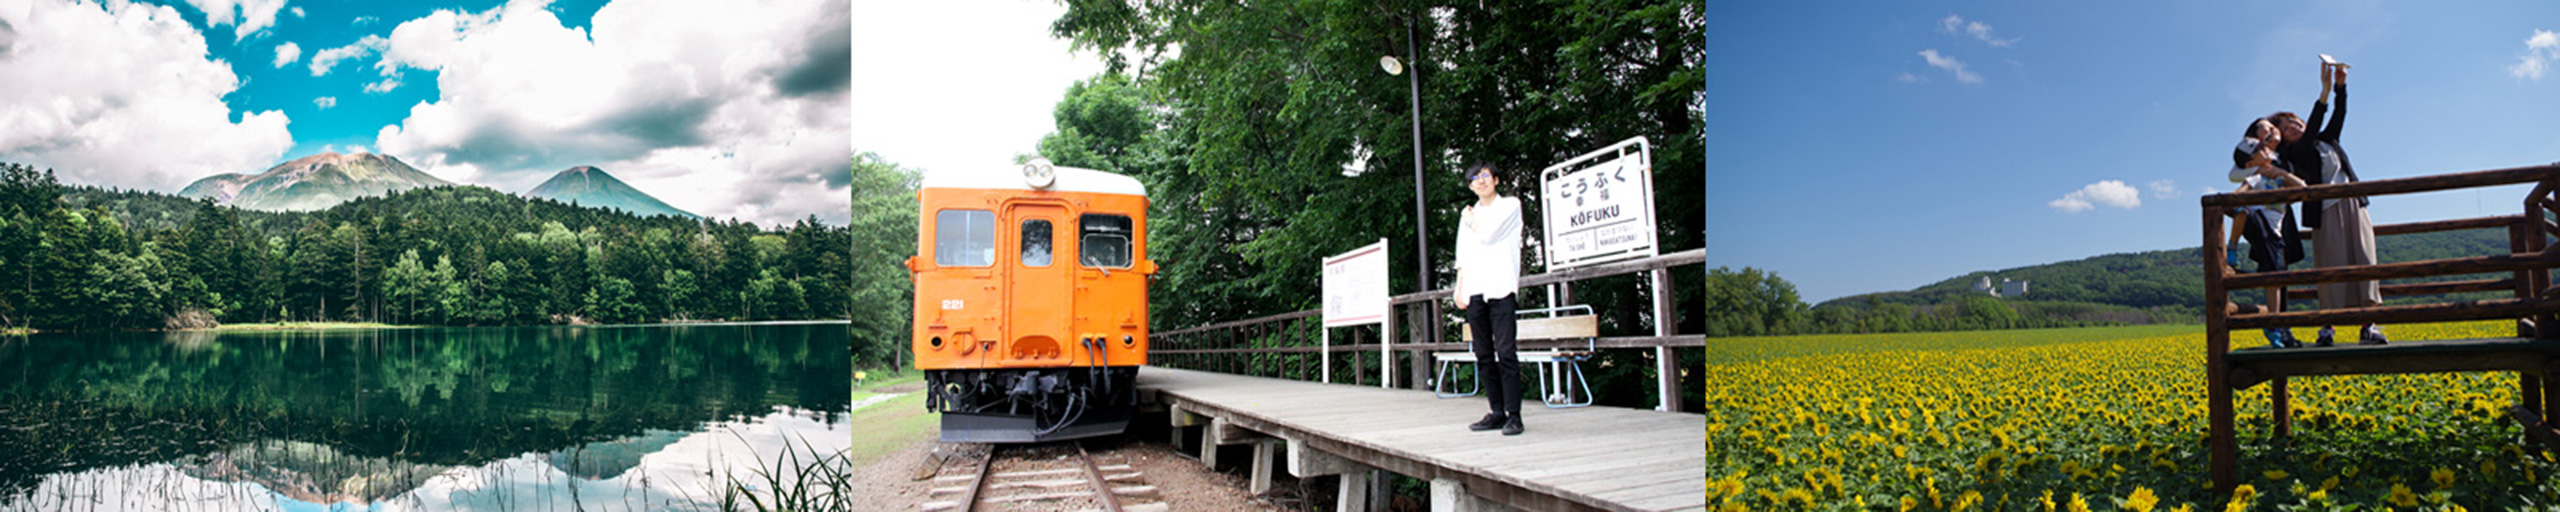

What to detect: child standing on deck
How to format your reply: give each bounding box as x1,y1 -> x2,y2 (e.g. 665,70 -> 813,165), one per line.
2227,119 -> 2307,347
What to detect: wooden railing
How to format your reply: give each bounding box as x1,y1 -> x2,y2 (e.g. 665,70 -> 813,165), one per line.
2201,162 -> 2560,491
1150,248 -> 1703,412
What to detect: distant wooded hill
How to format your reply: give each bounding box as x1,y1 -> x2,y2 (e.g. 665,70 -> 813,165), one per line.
1,161 -> 849,331
1799,228 -> 2511,331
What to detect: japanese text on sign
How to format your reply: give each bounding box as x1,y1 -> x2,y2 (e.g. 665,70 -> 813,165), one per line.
1540,137 -> 1658,270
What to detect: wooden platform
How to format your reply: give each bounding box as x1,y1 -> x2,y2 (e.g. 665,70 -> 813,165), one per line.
1135,366 -> 1703,512
2224,337 -> 2560,389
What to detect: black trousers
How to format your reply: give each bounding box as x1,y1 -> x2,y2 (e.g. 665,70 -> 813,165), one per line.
1464,294 -> 1521,417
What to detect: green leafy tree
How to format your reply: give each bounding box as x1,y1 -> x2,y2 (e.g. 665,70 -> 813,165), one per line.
477,260 -> 514,324
80,247 -> 169,327
430,255 -> 468,324
660,268 -> 697,321
385,249 -> 430,323
1049,0 -> 1704,333
586,277 -> 644,324
848,153 -> 919,367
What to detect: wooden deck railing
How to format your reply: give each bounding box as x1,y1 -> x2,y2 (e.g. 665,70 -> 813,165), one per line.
2201,162 -> 2560,491
1150,248 -> 1703,412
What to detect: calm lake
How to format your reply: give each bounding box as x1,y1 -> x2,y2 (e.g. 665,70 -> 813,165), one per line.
0,322 -> 850,511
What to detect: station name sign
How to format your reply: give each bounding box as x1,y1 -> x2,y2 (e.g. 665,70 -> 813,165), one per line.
1540,136 -> 1658,270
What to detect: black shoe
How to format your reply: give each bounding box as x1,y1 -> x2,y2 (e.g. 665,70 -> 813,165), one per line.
2314,326 -> 2335,347
1468,413 -> 1506,432
1501,416 -> 1524,436
2360,325 -> 2388,345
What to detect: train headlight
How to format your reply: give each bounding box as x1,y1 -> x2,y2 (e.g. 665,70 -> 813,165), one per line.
1023,158 -> 1056,189
1123,335 -> 1135,346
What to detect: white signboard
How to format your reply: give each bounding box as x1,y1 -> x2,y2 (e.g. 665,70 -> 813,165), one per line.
1540,136 -> 1658,270
1321,240 -> 1390,327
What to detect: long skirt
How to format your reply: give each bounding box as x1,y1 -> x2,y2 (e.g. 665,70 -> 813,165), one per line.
2315,202 -> 2382,309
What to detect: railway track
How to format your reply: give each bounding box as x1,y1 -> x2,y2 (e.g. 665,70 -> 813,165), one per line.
919,441 -> 1165,512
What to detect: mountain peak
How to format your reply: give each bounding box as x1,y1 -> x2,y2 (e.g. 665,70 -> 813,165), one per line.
178,152 -> 452,211
525,166 -> 699,219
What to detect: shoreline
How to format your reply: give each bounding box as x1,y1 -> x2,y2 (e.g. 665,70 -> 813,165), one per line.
0,319 -> 854,335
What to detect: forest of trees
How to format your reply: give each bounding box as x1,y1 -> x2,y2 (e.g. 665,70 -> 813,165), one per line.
0,162 -> 851,331
1696,265 -> 2187,337
1041,0 -> 1704,334
1697,227 -> 2521,337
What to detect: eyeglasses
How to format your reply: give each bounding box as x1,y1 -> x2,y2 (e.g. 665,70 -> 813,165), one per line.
1467,171 -> 1493,181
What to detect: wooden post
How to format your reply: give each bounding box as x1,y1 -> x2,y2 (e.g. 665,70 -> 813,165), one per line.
2205,204 -> 2238,491
1654,268 -> 1683,412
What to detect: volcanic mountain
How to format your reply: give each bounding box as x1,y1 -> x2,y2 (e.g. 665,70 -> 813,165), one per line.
179,152 -> 454,211
524,166 -> 699,219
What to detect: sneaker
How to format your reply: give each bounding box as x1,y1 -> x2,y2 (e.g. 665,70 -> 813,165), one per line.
2276,329 -> 2304,348
2227,249 -> 2243,267
2315,326 -> 2335,347
2263,328 -> 2287,348
2360,325 -> 2388,345
1501,416 -> 1524,436
1468,413 -> 1506,432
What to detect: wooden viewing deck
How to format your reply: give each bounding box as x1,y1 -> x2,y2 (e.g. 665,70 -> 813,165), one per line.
2201,162 -> 2560,491
1135,366 -> 1703,512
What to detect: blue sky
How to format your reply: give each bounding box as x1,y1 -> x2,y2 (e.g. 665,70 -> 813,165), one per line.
1703,0 -> 2560,303
0,0 -> 851,226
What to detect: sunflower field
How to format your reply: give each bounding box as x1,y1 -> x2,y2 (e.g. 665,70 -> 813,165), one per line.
1703,322 -> 2560,511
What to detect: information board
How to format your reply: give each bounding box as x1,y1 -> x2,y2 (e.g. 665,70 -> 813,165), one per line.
1321,239 -> 1390,327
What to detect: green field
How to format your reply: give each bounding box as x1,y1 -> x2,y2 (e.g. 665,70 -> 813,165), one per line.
1704,323 -> 2558,510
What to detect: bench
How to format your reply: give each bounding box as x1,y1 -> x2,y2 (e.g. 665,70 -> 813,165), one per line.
1431,305 -> 1599,408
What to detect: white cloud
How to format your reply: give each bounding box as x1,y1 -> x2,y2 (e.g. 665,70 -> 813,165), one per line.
308,35 -> 385,76
363,77 -> 399,94
371,0 -> 851,227
2512,29 -> 2558,81
853,2 -> 1106,182
2049,180 -> 2141,213
1896,72 -> 1921,83
1939,14 -> 2019,47
0,0 -> 294,192
290,6 -> 302,18
313,96 -> 336,109
2147,179 -> 2178,199
181,0 -> 288,41
271,41 -> 298,67
1918,49 -> 1982,84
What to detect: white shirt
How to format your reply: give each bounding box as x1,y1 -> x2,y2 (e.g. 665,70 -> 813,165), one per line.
1455,196 -> 1523,302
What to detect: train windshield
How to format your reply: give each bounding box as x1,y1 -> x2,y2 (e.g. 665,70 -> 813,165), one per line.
1021,219 -> 1053,267
934,209 -> 995,267
1080,214 -> 1132,268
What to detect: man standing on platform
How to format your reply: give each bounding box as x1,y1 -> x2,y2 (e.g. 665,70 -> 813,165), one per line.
1455,163 -> 1526,436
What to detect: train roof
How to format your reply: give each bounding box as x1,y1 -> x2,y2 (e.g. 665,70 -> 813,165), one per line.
919,164 -> 1148,197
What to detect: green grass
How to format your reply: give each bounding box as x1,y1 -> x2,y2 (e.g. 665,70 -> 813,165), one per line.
844,384 -> 935,468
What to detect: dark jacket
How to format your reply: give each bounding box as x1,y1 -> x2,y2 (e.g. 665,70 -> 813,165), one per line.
2281,81 -> 2363,228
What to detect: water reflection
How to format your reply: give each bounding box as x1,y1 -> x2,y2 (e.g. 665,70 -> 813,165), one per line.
0,322 -> 850,511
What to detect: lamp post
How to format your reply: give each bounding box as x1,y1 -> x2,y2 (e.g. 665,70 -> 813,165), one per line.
1381,18 -> 1437,361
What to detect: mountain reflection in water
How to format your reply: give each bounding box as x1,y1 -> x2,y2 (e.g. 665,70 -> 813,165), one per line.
0,322 -> 850,511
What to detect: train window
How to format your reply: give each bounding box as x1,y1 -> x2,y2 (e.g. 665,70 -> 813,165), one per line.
1080,214 -> 1132,268
934,210 -> 994,267
1021,219 -> 1053,267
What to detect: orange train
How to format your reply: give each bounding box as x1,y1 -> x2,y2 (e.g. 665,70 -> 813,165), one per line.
907,159 -> 1153,443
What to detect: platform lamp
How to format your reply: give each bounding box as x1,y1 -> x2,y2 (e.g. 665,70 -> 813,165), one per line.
1380,17 -> 1439,362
